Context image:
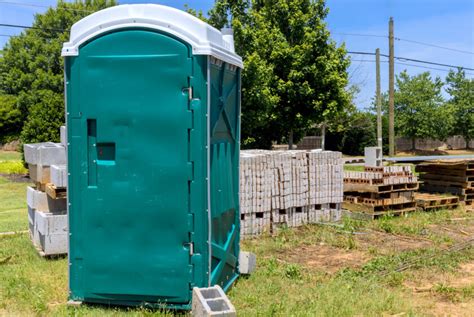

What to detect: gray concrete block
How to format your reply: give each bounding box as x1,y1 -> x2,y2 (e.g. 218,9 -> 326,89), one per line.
364,147 -> 383,167
192,285 -> 236,317
32,210 -> 67,256
50,164 -> 67,188
26,186 -> 67,213
23,142 -> 66,165
35,211 -> 67,235
38,232 -> 68,256
239,251 -> 256,275
60,125 -> 67,148
28,164 -> 51,184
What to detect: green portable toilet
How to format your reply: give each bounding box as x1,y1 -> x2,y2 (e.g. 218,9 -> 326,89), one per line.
62,4 -> 242,309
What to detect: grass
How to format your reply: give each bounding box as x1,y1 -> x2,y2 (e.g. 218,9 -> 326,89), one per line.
0,150 -> 27,175
1,162 -> 473,315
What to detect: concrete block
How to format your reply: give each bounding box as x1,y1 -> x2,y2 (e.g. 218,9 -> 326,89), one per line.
38,232 -> 68,256
364,147 -> 382,167
50,164 -> 67,188
35,211 -> 67,235
192,285 -> 236,317
23,142 -> 66,165
239,251 -> 256,275
26,186 -> 67,212
28,164 -> 51,184
60,125 -> 67,148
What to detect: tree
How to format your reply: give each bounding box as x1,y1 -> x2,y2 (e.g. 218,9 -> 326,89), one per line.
0,94 -> 21,143
393,71 -> 449,150
0,0 -> 116,145
445,69 -> 474,149
206,0 -> 351,148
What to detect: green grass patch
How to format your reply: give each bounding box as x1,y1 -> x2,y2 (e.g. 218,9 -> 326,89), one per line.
0,150 -> 21,161
344,164 -> 364,172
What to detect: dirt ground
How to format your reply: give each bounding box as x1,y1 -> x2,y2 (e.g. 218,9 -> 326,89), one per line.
397,149 -> 474,156
275,218 -> 474,316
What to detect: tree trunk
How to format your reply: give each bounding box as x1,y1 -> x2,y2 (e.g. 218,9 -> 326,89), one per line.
288,130 -> 294,150
411,137 -> 416,151
466,138 -> 471,150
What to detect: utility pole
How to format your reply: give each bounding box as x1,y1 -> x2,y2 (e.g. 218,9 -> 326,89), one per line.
388,17 -> 395,156
376,48 -> 382,149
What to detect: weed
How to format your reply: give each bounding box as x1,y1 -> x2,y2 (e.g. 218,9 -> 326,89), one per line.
284,263 -> 302,280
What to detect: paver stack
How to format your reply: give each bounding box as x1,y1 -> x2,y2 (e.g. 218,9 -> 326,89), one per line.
25,126 -> 67,256
416,160 -> 474,209
240,150 -> 343,238
343,166 -> 418,218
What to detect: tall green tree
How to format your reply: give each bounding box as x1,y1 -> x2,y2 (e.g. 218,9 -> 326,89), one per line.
0,0 -> 116,144
206,0 -> 351,148
393,71 -> 450,150
445,69 -> 474,149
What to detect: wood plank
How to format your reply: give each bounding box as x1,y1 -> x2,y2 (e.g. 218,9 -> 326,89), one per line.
45,183 -> 67,199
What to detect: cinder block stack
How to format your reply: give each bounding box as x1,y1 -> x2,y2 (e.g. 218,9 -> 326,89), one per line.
240,150 -> 344,238
25,126 -> 68,256
343,165 -> 418,218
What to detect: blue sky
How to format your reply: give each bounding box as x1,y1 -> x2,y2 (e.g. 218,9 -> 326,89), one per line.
1,0 -> 473,109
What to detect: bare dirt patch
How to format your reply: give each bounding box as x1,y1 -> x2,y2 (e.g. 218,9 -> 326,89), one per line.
405,260 -> 474,316
357,230 -> 434,255
279,243 -> 370,273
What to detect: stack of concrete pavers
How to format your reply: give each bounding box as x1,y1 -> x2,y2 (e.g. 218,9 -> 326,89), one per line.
239,150 -> 344,238
239,151 -> 274,237
307,150 -> 343,223
25,126 -> 68,256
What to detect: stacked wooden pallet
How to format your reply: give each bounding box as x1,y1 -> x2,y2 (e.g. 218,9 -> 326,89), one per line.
240,150 -> 343,238
24,129 -> 68,256
416,161 -> 474,209
415,193 -> 460,211
343,165 -> 418,219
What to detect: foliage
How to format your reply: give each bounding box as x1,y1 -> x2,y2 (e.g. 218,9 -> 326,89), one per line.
325,110 -> 376,155
0,94 -> 21,143
445,69 -> 474,148
0,0 -> 116,145
392,71 -> 450,149
206,0 -> 352,148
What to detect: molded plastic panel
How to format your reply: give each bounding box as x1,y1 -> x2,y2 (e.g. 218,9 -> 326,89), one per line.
209,61 -> 241,289
66,29 -> 207,307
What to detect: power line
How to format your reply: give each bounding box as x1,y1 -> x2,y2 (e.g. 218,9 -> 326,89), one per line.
347,51 -> 474,71
333,31 -> 474,55
396,37 -> 474,55
349,58 -> 474,76
0,23 -> 63,32
0,1 -> 94,14
332,32 -> 386,39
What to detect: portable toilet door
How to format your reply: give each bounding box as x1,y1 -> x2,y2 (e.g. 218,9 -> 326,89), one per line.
62,4 -> 242,309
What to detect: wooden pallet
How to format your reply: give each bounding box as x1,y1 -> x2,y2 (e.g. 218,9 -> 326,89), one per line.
420,179 -> 474,189
342,201 -> 416,213
45,183 -> 67,199
342,207 -> 416,220
344,182 -> 418,194
420,184 -> 474,196
415,193 -> 459,211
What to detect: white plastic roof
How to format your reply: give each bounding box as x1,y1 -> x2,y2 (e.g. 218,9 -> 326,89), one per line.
62,4 -> 243,68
